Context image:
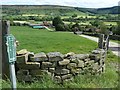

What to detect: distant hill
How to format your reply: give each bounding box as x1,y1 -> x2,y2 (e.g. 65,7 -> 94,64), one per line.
2,5 -> 120,15
75,6 -> 120,14
2,5 -> 86,16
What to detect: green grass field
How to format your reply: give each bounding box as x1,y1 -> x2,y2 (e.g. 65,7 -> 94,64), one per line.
10,26 -> 97,54
2,26 -> 119,89
104,22 -> 117,26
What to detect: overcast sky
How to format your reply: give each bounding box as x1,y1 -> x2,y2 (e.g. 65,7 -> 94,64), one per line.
1,0 -> 120,8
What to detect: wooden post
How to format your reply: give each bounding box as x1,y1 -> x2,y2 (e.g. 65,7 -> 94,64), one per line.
0,20 -> 2,78
98,34 -> 104,49
106,35 -> 110,51
2,21 -> 10,80
103,35 -> 109,51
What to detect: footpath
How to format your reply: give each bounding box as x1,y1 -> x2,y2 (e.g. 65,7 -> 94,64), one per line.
80,35 -> 120,57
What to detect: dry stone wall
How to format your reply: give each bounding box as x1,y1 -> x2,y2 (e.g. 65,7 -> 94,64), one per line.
16,48 -> 106,83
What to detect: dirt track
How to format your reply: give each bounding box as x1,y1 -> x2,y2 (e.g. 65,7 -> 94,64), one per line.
80,35 -> 120,57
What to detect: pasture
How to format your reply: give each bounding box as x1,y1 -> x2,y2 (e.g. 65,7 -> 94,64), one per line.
10,26 -> 97,54
104,22 -> 117,26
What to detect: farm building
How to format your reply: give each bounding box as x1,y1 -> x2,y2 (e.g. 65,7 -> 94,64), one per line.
32,25 -> 46,29
28,24 -> 46,29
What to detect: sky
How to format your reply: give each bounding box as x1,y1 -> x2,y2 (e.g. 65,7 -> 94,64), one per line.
1,0 -> 120,8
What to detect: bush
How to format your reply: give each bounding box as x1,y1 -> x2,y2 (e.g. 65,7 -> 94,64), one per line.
116,21 -> 120,35
72,14 -> 77,18
53,16 -> 71,31
64,24 -> 72,31
90,20 -> 101,27
10,21 -> 14,26
72,23 -> 82,32
55,24 -> 65,31
99,23 -> 109,35
52,16 -> 63,27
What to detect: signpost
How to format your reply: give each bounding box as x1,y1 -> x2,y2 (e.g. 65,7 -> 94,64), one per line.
5,34 -> 17,89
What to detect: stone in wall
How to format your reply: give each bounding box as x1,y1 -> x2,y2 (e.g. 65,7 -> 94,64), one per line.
17,75 -> 33,82
30,52 -> 48,62
84,58 -> 90,62
55,69 -> 70,75
59,59 -> 70,65
64,52 -> 75,59
77,60 -> 84,68
16,69 -> 33,82
70,58 -> 79,64
41,62 -> 53,69
17,49 -> 29,55
87,60 -> 95,66
53,76 -> 62,83
71,68 -> 82,74
28,52 -> 34,61
75,54 -> 89,60
92,49 -> 102,54
17,62 -> 40,70
91,49 -> 106,61
49,68 -> 55,73
98,59 -> 104,66
17,53 -> 29,63
17,69 -> 29,76
56,65 -> 66,70
47,52 -> 64,62
67,63 -> 77,69
29,70 -> 49,76
89,54 -> 100,61
92,63 -> 100,70
102,64 -> 105,73
82,67 -> 92,74
61,74 -> 72,80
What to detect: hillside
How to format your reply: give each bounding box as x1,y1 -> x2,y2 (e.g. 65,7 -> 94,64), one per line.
75,6 -> 120,14
2,5 -> 86,16
2,5 -> 120,16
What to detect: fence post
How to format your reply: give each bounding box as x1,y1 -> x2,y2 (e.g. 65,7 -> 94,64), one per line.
2,20 -> 10,79
0,20 -> 2,80
98,34 -> 104,49
106,35 -> 110,51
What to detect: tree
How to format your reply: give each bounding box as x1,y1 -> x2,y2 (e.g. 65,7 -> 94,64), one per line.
99,23 -> 108,35
72,14 -> 77,18
55,24 -> 65,31
114,21 -> 120,35
90,20 -> 101,27
72,23 -> 81,32
52,16 -> 63,27
53,16 -> 72,31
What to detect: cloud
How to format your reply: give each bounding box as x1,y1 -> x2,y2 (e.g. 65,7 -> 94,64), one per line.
34,0 -> 120,8
1,0 -> 34,5
1,0 -> 120,8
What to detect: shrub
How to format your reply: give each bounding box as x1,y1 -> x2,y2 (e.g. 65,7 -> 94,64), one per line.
55,24 -> 66,31
52,16 -> 63,27
72,23 -> 82,32
99,23 -> 109,35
